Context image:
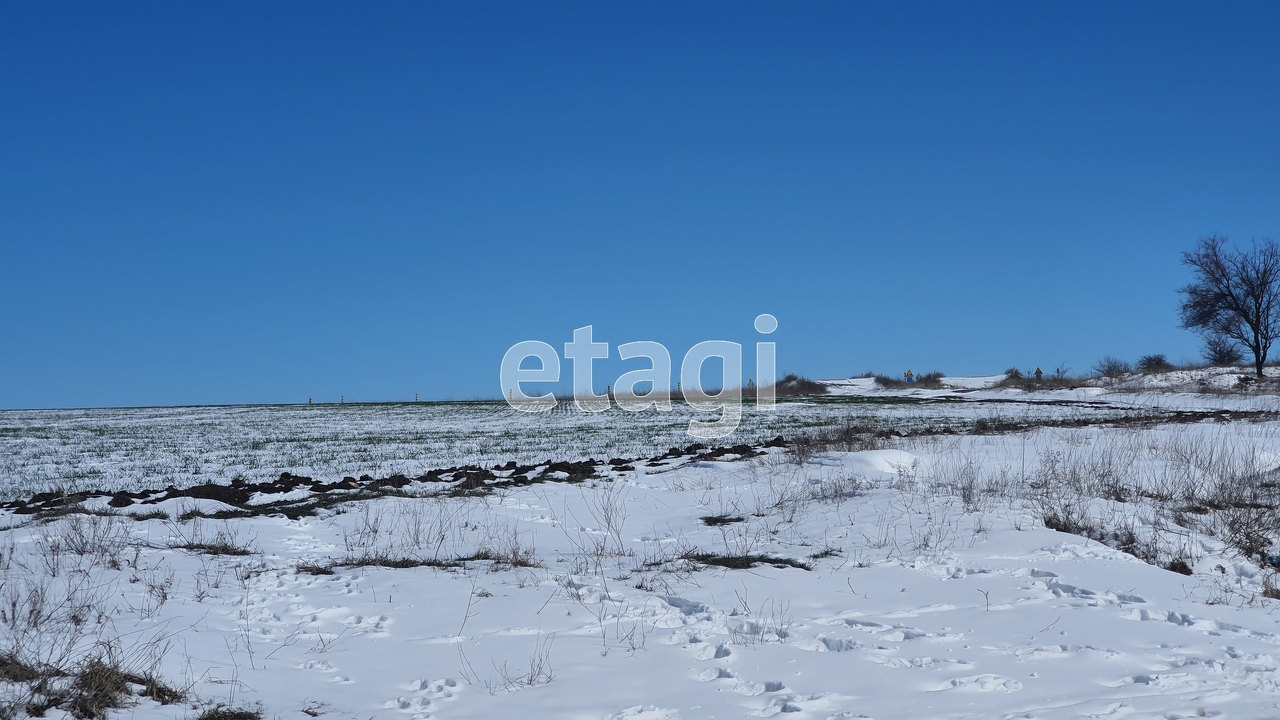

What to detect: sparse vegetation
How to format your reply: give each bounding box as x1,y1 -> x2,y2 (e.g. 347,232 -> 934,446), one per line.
700,514 -> 744,526
295,561 -> 336,575
168,522 -> 255,557
197,705 -> 263,720
678,551 -> 811,571
787,418 -> 883,462
0,578 -> 184,718
773,374 -> 829,396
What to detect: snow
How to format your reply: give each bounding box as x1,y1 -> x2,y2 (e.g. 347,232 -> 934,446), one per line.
6,377 -> 1280,717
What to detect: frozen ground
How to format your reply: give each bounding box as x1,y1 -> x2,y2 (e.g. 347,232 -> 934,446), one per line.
6,375 -> 1280,718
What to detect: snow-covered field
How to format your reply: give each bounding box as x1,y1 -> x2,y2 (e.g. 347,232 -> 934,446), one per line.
0,393 -> 1178,500
7,377 -> 1280,719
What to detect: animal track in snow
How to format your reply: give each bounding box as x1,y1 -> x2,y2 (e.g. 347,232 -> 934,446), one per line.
1047,580 -> 1143,604
344,613 -> 391,636
298,658 -> 352,684
384,678 -> 460,717
408,678 -> 458,694
383,696 -> 433,715
1128,609 -> 1280,645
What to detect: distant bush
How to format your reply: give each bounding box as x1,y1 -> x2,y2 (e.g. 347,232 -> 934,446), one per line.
873,372 -> 945,389
774,374 -> 828,396
1136,354 -> 1175,373
916,371 -> 945,387
995,366 -> 1080,390
1092,356 -> 1132,378
1204,335 -> 1244,367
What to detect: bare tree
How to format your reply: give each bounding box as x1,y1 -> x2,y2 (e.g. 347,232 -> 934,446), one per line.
1179,236 -> 1280,378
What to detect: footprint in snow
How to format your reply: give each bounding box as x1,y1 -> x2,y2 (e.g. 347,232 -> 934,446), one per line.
344,613 -> 391,635
796,635 -> 862,653
384,678 -> 460,714
605,706 -> 681,720
660,596 -> 710,616
695,642 -> 731,660
946,568 -> 993,579
663,630 -> 702,646
697,666 -> 734,682
932,673 -> 1022,692
1129,609 -> 1280,643
828,618 -> 935,642
734,680 -> 787,696
883,603 -> 958,617
406,678 -> 458,696
384,696 -> 432,712
866,655 -> 971,670
748,692 -> 844,718
747,696 -> 804,717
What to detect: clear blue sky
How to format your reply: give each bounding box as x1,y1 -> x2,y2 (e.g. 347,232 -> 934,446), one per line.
2,2 -> 1278,408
